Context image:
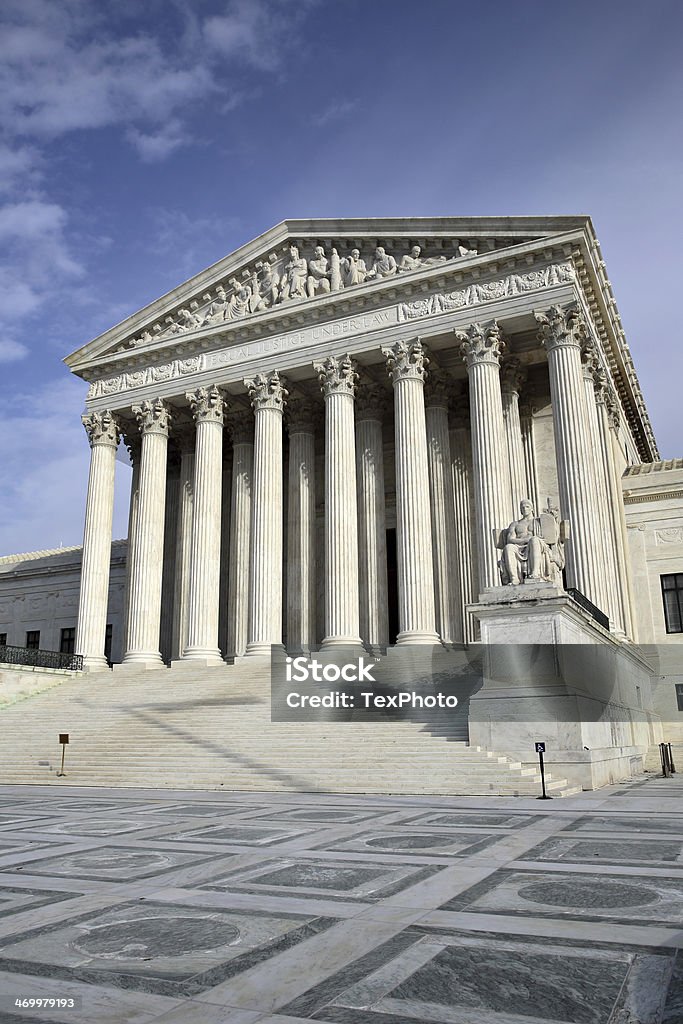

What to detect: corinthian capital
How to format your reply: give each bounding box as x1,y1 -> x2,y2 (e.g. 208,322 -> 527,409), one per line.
82,410 -> 120,448
132,398 -> 171,435
187,385 -> 224,424
382,338 -> 428,383
456,321 -> 506,369
314,354 -> 359,397
535,303 -> 586,351
244,370 -> 288,412
500,356 -> 526,396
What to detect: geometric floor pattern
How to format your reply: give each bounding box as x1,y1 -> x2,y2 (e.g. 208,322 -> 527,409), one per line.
0,774 -> 680,1022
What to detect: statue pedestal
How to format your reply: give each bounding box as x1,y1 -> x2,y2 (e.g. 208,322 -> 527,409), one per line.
467,586 -> 662,790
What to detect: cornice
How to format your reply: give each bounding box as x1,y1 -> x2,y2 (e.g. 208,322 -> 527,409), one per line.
622,489 -> 683,505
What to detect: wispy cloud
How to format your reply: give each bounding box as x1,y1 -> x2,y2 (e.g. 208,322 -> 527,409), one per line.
311,100 -> 357,128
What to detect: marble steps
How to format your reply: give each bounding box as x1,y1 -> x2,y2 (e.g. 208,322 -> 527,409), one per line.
0,664 -> 581,796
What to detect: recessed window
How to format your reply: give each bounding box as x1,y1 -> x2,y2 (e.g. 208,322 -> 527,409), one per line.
104,624 -> 113,664
676,684 -> 683,713
661,574 -> 683,634
60,627 -> 75,655
0,633 -> 6,646
25,630 -> 40,650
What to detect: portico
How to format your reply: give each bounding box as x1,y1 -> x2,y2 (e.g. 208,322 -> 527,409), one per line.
68,217 -> 655,670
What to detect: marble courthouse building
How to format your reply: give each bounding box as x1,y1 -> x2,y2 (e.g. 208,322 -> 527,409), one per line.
62,216 -> 657,668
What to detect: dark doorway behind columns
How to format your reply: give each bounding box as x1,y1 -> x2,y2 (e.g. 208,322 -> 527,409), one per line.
386,528 -> 399,645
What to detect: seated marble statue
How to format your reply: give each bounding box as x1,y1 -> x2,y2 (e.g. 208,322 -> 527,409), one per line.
499,499 -> 565,586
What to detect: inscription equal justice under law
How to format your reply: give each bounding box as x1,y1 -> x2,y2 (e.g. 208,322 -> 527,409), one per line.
207,308 -> 396,368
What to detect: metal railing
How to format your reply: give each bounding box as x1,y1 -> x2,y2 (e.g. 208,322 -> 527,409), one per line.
566,588 -> 610,631
0,644 -> 83,672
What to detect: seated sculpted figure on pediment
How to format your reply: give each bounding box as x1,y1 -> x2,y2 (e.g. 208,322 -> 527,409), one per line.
367,246 -> 397,279
280,244 -> 308,301
307,246 -> 331,298
498,499 -> 566,586
341,248 -> 367,287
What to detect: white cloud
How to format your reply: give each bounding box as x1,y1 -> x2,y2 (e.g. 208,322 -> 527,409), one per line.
126,119 -> 188,163
311,100 -> 357,127
0,338 -> 29,362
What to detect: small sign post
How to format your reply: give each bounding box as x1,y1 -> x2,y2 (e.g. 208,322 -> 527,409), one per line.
57,734 -> 69,778
535,742 -> 552,800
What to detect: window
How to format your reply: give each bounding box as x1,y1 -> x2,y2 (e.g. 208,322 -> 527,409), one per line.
0,633 -> 6,646
60,627 -> 75,655
104,624 -> 113,665
661,574 -> 683,634
676,684 -> 683,713
25,630 -> 40,650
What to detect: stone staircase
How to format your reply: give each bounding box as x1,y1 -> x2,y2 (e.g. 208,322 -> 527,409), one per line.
0,660 -> 582,796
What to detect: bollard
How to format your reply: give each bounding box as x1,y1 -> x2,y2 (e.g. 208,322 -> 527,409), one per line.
535,742 -> 552,800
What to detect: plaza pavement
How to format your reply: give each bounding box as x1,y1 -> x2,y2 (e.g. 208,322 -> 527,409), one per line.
0,774 -> 679,1023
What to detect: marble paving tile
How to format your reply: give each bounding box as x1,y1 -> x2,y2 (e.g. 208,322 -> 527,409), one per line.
164,824 -> 315,847
441,868 -> 683,925
249,807 -> 380,824
2,846 -> 230,883
193,857 -> 442,903
0,900 -> 336,998
562,814 -> 683,834
9,818 -> 172,839
310,828 -> 504,859
0,886 -> 78,921
400,811 -> 543,830
521,835 -> 683,867
281,928 -> 672,1024
138,803 -> 267,818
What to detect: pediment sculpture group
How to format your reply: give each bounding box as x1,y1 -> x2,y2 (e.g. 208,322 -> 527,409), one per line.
123,241 -> 479,350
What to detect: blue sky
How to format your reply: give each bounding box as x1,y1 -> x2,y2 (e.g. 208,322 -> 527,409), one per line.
1,0 -> 681,555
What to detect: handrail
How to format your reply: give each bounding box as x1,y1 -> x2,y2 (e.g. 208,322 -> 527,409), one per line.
0,644 -> 83,672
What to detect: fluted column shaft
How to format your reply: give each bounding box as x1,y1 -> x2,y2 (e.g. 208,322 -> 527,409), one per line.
449,417 -> 477,643
75,411 -> 120,669
458,322 -> 512,591
501,358 -> 527,511
183,386 -> 224,662
286,400 -> 317,653
425,376 -> 459,645
171,439 -> 194,661
519,402 -> 540,513
315,355 -> 361,647
356,388 -> 389,651
383,340 -> 438,644
536,304 -> 604,605
245,372 -> 286,656
581,349 -> 619,625
596,382 -> 634,637
218,449 -> 232,658
124,399 -> 170,664
122,434 -> 141,656
160,453 -> 180,663
226,412 -> 253,658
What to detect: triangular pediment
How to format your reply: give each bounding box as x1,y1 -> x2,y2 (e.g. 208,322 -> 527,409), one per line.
65,216 -> 590,375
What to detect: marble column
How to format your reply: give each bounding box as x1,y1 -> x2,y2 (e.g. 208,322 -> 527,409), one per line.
382,339 -> 438,644
355,381 -> 389,652
501,357 -> 527,512
159,448 -> 180,663
225,410 -> 253,659
456,321 -> 512,591
581,342 -> 620,625
244,371 -> 287,656
535,303 -> 604,607
123,398 -> 170,665
425,370 -> 459,645
218,445 -> 233,659
595,375 -> 635,637
519,400 -> 540,513
285,398 -> 318,653
315,354 -> 362,647
75,411 -> 120,670
121,432 -> 141,657
171,431 -> 194,661
449,394 -> 477,643
183,385 -> 224,663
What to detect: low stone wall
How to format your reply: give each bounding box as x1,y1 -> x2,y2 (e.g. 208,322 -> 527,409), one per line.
0,663 -> 81,707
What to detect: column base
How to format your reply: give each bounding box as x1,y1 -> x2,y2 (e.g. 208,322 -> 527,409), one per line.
396,630 -> 441,646
245,642 -> 285,658
81,655 -> 110,672
114,656 -> 165,673
321,636 -> 363,649
180,648 -> 224,665
171,655 -> 225,670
